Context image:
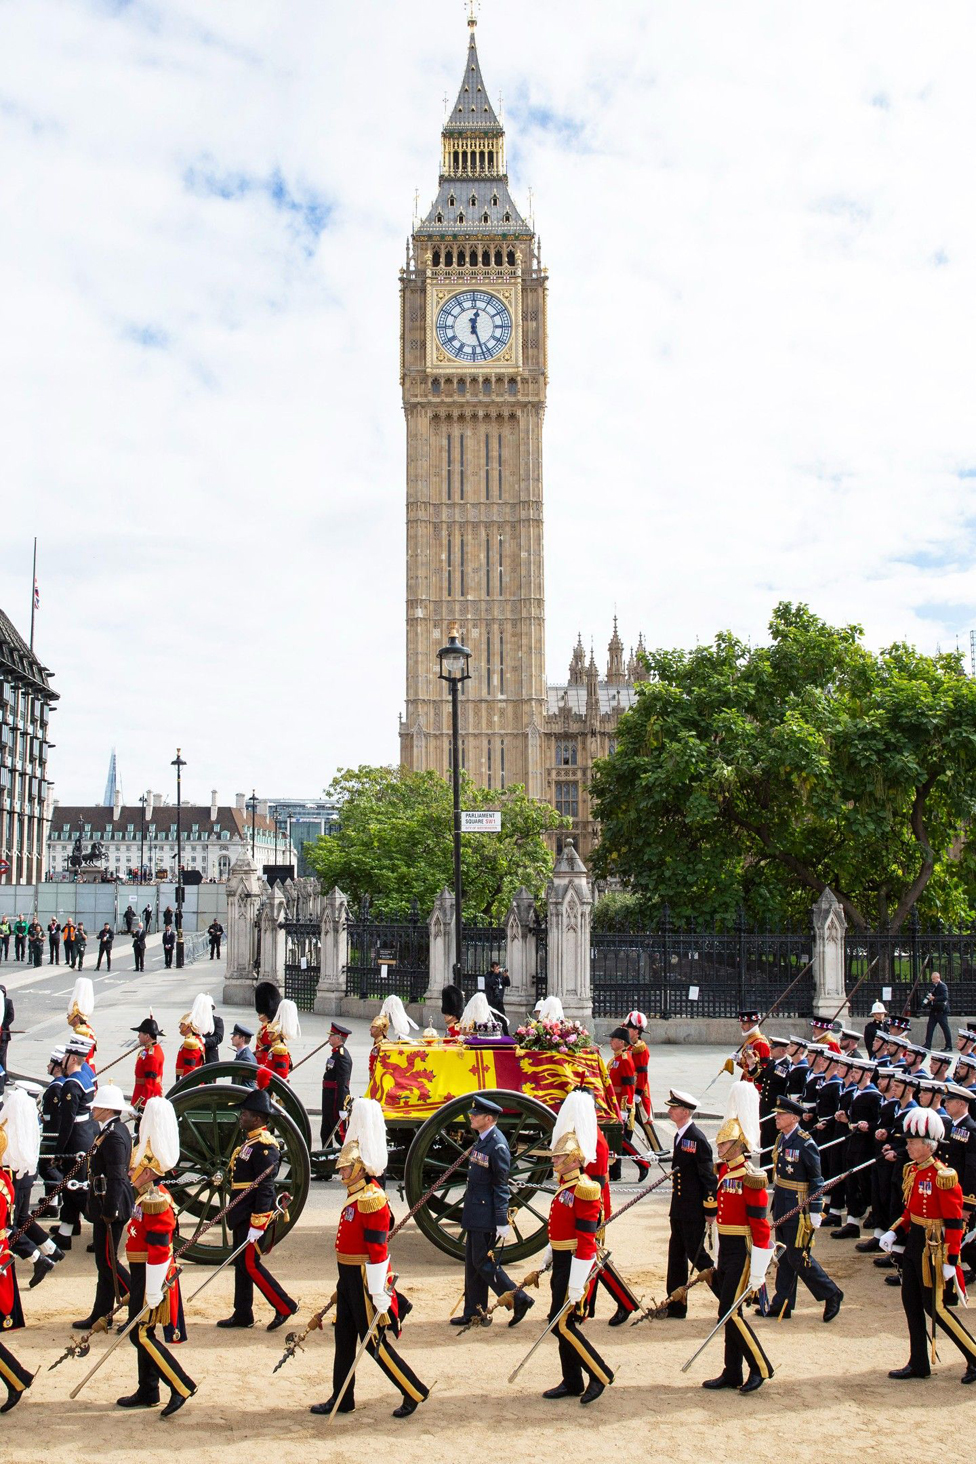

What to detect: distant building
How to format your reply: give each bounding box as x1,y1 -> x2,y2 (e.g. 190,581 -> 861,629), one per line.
267,798 -> 341,877
46,791 -> 290,883
1,606 -> 58,884
102,748 -> 121,807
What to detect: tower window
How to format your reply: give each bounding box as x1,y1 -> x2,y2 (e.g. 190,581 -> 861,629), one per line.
457,379 -> 466,397
458,247 -> 466,265
478,150 -> 485,172
458,211 -> 465,224
492,194 -> 499,207
432,377 -> 441,395
448,194 -> 456,207
488,149 -> 494,170
507,379 -> 517,396
445,248 -> 453,266
487,739 -> 492,788
470,194 -> 477,207
503,213 -> 511,224
482,215 -> 489,228
500,738 -> 506,789
436,214 -> 443,225
432,248 -> 441,266
485,533 -> 491,594
485,431 -> 491,498
460,535 -> 465,596
481,379 -> 491,396
447,535 -> 452,595
498,534 -> 503,595
497,431 -> 503,498
555,740 -> 578,767
459,429 -> 465,492
494,247 -> 502,267
482,246 -> 490,264
461,151 -> 468,172
499,632 -> 505,694
446,432 -> 452,499
555,782 -> 579,820
506,247 -> 515,264
452,151 -> 459,171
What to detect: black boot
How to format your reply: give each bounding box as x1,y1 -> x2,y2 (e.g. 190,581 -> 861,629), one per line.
117,1390 -> 160,1409
160,1387 -> 196,1419
392,1397 -> 420,1418
608,1305 -> 630,1327
580,1378 -> 607,1404
543,1382 -> 584,1399
310,1396 -> 354,1415
29,1256 -> 56,1288
702,1374 -> 738,1390
509,1290 -> 534,1327
739,1372 -> 765,1394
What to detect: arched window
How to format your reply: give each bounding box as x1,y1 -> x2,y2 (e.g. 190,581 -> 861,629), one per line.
482,214 -> 489,226
482,247 -> 490,265
436,212 -> 443,224
470,193 -> 477,207
479,150 -> 485,171
503,212 -> 511,224
452,151 -> 459,171
482,379 -> 491,396
431,378 -> 441,395
457,211 -> 465,224
494,247 -> 502,266
461,150 -> 468,171
448,194 -> 456,208
507,379 -> 517,396
432,248 -> 441,266
492,194 -> 499,207
488,149 -> 494,170
506,247 -> 516,265
445,248 -> 453,266
458,247 -> 466,266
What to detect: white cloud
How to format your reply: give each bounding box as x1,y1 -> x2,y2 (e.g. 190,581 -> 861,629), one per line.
1,0 -> 975,804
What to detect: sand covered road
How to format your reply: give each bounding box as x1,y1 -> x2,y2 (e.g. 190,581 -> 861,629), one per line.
7,1187 -> 973,1464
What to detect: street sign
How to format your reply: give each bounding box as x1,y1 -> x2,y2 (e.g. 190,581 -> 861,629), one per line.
461,811 -> 502,833
0,859 -> 9,875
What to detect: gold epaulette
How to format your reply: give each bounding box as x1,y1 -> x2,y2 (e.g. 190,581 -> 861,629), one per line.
357,1186 -> 387,1214
632,1040 -> 647,1054
574,1176 -> 602,1202
141,1187 -> 171,1216
936,1167 -> 959,1190
743,1169 -> 767,1190
270,1041 -> 289,1057
184,1035 -> 204,1051
252,1127 -> 279,1149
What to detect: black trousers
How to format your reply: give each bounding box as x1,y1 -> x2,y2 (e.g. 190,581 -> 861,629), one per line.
666,1210 -> 714,1316
30,942 -> 43,967
585,1254 -> 640,1318
871,1154 -> 896,1232
768,1216 -> 840,1315
209,937 -> 221,958
56,1155 -> 89,1233
845,1146 -> 873,1222
0,1341 -> 32,1399
39,1156 -> 62,1198
90,1216 -> 131,1319
712,1235 -> 773,1385
96,945 -> 112,970
900,1226 -> 976,1375
462,1228 -> 518,1319
14,935 -> 26,960
48,937 -> 59,963
163,949 -> 172,968
63,942 -> 74,967
330,1262 -> 428,1406
135,948 -> 146,971
231,1220 -> 296,1321
924,1012 -> 952,1051
11,1171 -> 49,1258
126,1263 -> 195,1401
548,1251 -> 613,1390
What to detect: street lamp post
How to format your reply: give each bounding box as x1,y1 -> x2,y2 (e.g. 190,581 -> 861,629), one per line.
171,749 -> 186,968
437,622 -> 472,987
247,789 -> 258,860
139,793 -> 147,886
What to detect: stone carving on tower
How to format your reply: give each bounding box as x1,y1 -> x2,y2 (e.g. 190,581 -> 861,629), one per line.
399,12 -> 547,800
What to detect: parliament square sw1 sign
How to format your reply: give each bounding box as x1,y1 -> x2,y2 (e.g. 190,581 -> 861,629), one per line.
461,811 -> 502,833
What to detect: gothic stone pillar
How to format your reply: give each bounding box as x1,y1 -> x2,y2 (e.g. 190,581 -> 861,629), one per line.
505,885 -> 537,1019
314,886 -> 349,1016
812,887 -> 847,1017
545,840 -> 593,1025
259,883 -> 287,983
427,887 -> 455,1002
223,854 -> 262,1004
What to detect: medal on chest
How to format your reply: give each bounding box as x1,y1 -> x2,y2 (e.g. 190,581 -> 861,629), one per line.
343,1205 -> 356,1223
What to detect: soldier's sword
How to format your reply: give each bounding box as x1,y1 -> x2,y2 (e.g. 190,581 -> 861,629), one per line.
327,1275 -> 398,1424
184,1192 -> 291,1305
680,1244 -> 785,1374
507,1298 -> 576,1384
69,1272 -> 180,1399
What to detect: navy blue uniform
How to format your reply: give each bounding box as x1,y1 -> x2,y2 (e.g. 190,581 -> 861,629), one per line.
460,1123 -> 517,1322
767,1123 -> 842,1317
665,1122 -> 716,1316
55,1068 -> 98,1238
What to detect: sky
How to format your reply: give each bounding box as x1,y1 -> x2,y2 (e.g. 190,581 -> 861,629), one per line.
2,0 -> 975,806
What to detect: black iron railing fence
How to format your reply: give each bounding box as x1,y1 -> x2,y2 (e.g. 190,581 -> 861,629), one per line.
343,897 -> 431,1004
844,912 -> 976,1016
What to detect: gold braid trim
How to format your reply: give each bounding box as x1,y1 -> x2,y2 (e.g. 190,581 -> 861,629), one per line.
357,1187 -> 387,1214
574,1177 -> 601,1202
937,1167 -> 958,1190
743,1170 -> 767,1190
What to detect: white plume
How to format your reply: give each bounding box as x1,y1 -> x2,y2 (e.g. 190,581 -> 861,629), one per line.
0,1087 -> 41,1177
133,1097 -> 181,1174
551,1090 -> 598,1165
189,992 -> 215,1036
460,992 -> 493,1026
380,995 -> 419,1038
904,1107 -> 945,1143
723,1080 -> 761,1154
345,1097 -> 388,1176
68,976 -> 94,1020
276,998 -> 301,1041
535,996 -> 565,1023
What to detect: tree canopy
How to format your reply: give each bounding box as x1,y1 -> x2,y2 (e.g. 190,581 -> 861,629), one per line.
591,603 -> 976,931
305,765 -> 565,919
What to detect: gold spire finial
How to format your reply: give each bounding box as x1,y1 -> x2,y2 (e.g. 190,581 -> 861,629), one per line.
467,0 -> 479,30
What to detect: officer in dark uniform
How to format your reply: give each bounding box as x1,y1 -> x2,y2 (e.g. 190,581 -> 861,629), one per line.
663,1088 -> 716,1317
944,1082 -> 976,1279
76,1083 -> 132,1329
217,1079 -> 297,1331
756,1037 -> 790,1159
764,1096 -> 843,1322
321,1023 -> 353,1148
812,1052 -> 845,1222
38,1046 -> 66,1215
51,1036 -> 98,1249
452,1095 -> 532,1329
832,1058 -> 882,1238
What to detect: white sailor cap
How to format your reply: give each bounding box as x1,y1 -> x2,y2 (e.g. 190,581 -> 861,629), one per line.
666,1088 -> 699,1110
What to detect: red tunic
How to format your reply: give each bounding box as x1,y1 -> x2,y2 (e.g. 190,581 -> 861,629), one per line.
585,1131 -> 612,1221
738,1032 -> 770,1087
335,1180 -> 391,1266
175,1035 -> 205,1080
266,1040 -> 291,1082
715,1159 -> 771,1247
255,1022 -> 275,1069
893,1156 -> 966,1263
608,1049 -> 637,1120
125,1181 -> 183,1334
132,1043 -> 165,1111
547,1173 -> 603,1261
630,1039 -> 651,1117
0,1168 -> 24,1330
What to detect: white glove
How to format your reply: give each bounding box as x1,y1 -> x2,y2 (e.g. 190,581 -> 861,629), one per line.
246,1226 -> 264,1244
541,1244 -> 553,1268
365,1261 -> 390,1314
810,1213 -> 823,1229
495,1224 -> 513,1246
748,1245 -> 775,1291
566,1255 -> 592,1304
943,1263 -> 957,1282
878,1230 -> 898,1254
145,1261 -> 168,1309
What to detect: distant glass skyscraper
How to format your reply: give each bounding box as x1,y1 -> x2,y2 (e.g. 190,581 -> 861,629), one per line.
102,748 -> 121,807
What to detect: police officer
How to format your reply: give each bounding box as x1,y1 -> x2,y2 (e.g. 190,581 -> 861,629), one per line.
76,1083 -> 132,1330
207,920 -> 224,959
321,1024 -> 352,1148
664,1088 -> 716,1318
452,1095 -> 533,1329
764,1096 -> 843,1322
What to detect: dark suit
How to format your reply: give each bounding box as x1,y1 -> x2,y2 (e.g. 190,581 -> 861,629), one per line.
460,1123 -> 518,1321
922,980 -> 951,1050
85,1117 -> 133,1320
767,1123 -> 841,1316
665,1121 -> 716,1316
320,1044 -> 352,1146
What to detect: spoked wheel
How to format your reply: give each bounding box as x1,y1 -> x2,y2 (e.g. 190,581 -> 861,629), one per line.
166,1061 -> 312,1147
169,1083 -> 310,1264
403,1090 -> 554,1261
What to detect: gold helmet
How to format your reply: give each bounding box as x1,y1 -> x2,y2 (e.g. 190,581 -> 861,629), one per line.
129,1097 -> 180,1186
547,1129 -> 585,1165
369,1013 -> 390,1039
0,1118 -> 8,1166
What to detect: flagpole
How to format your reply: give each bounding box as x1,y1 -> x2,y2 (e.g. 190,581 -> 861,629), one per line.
30,536 -> 37,651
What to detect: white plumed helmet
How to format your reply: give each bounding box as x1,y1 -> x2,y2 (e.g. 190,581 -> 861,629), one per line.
716,1080 -> 761,1154
132,1097 -> 181,1177
67,976 -> 94,1022
0,1087 -> 41,1177
550,1089 -> 598,1166
380,995 -> 419,1039
904,1107 -> 945,1143
535,996 -> 565,1023
275,998 -> 301,1041
339,1097 -> 388,1177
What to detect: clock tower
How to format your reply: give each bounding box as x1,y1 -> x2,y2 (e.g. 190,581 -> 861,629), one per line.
399,14 -> 547,798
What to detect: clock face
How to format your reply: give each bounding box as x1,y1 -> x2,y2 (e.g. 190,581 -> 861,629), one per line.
435,291 -> 512,363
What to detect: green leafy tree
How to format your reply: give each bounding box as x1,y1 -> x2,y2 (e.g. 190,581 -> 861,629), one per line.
306,765 -> 565,919
591,603 -> 976,931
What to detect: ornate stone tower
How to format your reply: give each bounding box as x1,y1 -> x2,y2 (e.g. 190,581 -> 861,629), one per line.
399,14 -> 547,798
